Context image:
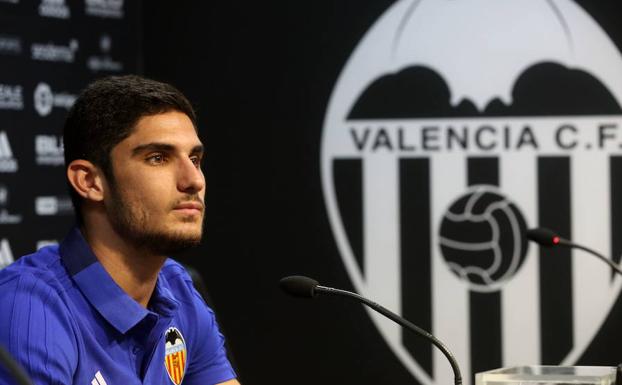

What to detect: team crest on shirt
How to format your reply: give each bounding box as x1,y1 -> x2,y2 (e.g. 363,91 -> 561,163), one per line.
164,327 -> 187,385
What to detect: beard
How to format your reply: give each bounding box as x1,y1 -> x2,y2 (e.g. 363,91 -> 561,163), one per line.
106,183 -> 204,255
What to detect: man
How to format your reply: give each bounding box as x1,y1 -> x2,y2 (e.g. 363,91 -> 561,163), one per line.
0,75 -> 240,385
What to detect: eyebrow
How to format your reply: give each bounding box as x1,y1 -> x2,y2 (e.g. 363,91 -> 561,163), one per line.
131,142 -> 204,157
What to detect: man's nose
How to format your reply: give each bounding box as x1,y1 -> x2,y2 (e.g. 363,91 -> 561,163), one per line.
177,157 -> 205,193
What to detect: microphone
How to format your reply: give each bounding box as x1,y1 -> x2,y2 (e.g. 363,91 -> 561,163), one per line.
280,275 -> 463,385
526,227 -> 622,276
0,344 -> 34,385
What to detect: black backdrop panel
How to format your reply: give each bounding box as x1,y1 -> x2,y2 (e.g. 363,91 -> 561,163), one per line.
143,1 -> 622,384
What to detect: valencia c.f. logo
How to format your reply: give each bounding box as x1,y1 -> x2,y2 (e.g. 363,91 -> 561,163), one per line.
321,1 -> 622,384
164,327 -> 187,385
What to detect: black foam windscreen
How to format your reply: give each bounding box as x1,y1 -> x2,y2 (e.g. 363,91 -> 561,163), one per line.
526,227 -> 559,247
279,276 -> 319,298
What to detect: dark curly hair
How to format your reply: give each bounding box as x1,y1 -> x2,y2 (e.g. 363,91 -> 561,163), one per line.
63,75 -> 197,224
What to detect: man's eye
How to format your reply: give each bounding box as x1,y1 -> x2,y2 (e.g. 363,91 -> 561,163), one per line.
190,156 -> 201,167
147,154 -> 166,164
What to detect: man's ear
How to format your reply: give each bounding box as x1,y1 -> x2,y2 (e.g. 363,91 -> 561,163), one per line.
66,160 -> 106,202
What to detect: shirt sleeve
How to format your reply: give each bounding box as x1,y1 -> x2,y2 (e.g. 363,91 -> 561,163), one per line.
0,273 -> 78,385
182,288 -> 237,385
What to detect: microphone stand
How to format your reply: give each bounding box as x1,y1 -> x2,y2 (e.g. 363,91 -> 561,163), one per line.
556,238 -> 622,381
527,228 -> 622,379
316,285 -> 463,385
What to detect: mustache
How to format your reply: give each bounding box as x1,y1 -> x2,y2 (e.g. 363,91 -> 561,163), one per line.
171,195 -> 204,210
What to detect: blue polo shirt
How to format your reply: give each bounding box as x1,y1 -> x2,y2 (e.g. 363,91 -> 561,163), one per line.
0,227 -> 237,385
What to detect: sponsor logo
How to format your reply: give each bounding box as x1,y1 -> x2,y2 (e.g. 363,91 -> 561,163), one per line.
321,1 -> 622,384
87,34 -> 123,72
85,0 -> 124,19
31,39 -> 78,63
164,327 -> 187,385
0,131 -> 17,173
35,135 -> 63,166
0,35 -> 22,56
0,84 -> 23,110
33,82 -> 76,117
35,195 -> 73,216
38,0 -> 70,19
0,210 -> 21,224
0,185 -> 22,224
36,240 -> 58,249
0,239 -> 13,269
91,371 -> 108,385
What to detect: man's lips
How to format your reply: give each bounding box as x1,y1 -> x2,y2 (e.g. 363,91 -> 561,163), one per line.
173,202 -> 204,213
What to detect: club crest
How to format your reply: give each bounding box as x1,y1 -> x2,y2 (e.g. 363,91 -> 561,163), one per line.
320,1 -> 622,384
164,327 -> 187,385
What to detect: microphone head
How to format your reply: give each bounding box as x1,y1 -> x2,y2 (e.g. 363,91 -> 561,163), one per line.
526,227 -> 562,247
279,276 -> 319,298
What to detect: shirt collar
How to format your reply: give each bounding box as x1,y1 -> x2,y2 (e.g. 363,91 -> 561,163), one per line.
59,227 -> 178,334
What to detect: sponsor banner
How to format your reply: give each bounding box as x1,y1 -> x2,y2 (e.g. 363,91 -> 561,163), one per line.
38,0 -> 70,19
35,135 -> 63,166
0,0 -> 138,269
0,84 -> 23,110
33,82 -> 76,117
0,131 -> 18,173
31,39 -> 78,63
35,195 -> 73,216
85,0 -> 124,19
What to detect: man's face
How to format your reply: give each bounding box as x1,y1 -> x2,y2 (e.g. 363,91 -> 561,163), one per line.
105,110 -> 206,254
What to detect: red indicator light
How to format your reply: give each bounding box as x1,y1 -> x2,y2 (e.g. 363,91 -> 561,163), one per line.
553,236 -> 560,245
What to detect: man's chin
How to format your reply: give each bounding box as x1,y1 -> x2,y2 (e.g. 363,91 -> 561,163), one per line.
148,233 -> 202,255
130,225 -> 203,255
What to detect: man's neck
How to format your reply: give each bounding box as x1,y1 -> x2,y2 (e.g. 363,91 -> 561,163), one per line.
80,220 -> 166,308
